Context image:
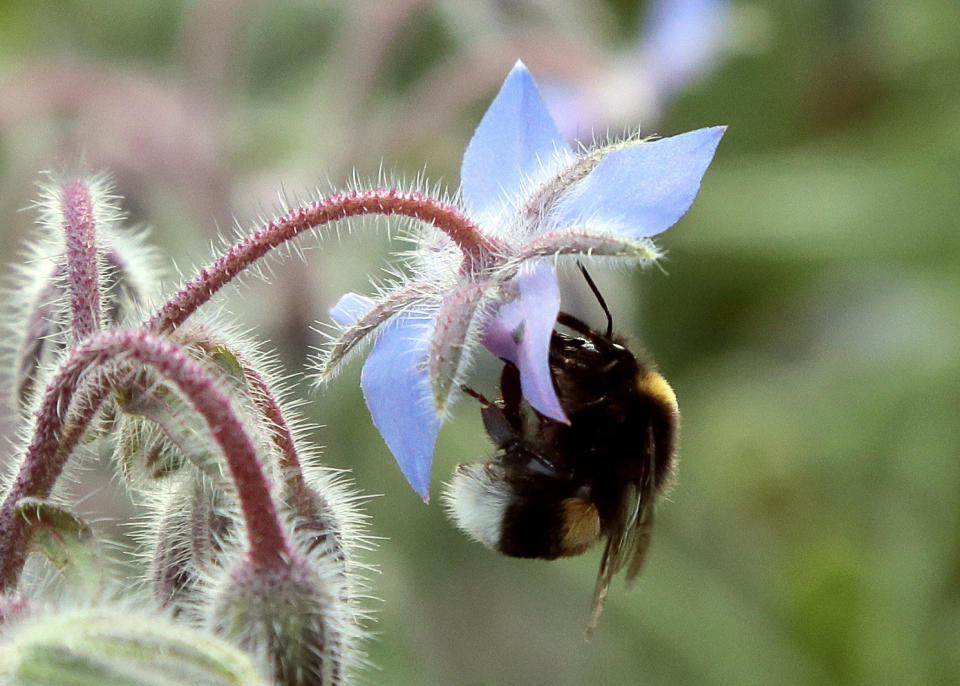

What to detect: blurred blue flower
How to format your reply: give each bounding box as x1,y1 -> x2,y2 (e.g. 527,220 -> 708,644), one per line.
544,0 -> 730,140
323,61 -> 723,499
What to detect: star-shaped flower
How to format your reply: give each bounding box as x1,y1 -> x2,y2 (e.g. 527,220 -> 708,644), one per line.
319,61 -> 724,499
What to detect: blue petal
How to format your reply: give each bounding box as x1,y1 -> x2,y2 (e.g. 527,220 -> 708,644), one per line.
640,0 -> 729,98
482,262 -> 568,423
553,126 -> 725,238
329,292 -> 375,326
360,314 -> 439,501
461,60 -> 574,219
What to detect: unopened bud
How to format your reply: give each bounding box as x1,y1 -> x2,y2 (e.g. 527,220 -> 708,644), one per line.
209,555 -> 358,686
151,474 -> 237,618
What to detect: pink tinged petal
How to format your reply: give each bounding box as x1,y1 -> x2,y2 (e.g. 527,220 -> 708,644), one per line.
461,60 -> 574,218
360,314 -> 439,501
553,126 -> 725,238
482,263 -> 569,424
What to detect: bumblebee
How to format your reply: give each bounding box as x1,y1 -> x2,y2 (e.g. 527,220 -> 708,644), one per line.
444,268 -> 679,636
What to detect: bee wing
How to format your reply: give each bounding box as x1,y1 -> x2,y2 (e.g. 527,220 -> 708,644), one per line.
584,425 -> 659,639
585,482 -> 643,639
625,424 -> 660,584
625,503 -> 655,585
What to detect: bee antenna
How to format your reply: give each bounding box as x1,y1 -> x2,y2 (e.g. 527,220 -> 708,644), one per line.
577,261 -> 613,337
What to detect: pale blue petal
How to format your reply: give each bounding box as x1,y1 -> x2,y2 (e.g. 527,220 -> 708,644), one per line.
482,262 -> 568,423
329,292 -> 375,326
461,60 -> 573,218
553,126 -> 725,238
328,293 -> 438,499
360,314 -> 439,500
640,0 -> 729,98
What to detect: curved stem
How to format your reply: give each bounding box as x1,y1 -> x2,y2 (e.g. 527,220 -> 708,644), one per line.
242,365 -> 305,491
61,180 -> 102,341
0,330 -> 290,591
191,336 -> 308,496
148,189 -> 500,333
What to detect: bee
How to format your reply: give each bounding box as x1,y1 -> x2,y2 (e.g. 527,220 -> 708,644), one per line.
444,266 -> 679,637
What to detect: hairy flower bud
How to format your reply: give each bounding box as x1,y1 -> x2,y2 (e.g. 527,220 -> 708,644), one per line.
209,555 -> 360,686
116,410 -> 190,481
4,174 -> 162,413
150,474 -> 238,619
0,607 -> 269,685
112,336 -> 255,487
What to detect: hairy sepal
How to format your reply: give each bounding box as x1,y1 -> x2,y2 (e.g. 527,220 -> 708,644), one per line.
428,281 -> 491,415
15,497 -> 103,597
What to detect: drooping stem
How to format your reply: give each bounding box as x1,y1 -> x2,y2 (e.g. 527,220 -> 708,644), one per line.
0,329 -> 291,591
190,333 -> 308,496
240,365 -> 305,490
148,189 -> 501,333
61,180 -> 102,341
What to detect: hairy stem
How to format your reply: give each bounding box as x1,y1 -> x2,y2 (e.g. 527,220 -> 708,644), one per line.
191,335 -> 308,495
0,330 -> 291,591
148,189 -> 500,333
61,180 -> 102,341
15,268 -> 62,408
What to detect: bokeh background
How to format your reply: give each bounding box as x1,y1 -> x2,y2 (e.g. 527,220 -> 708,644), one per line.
1,1 -> 958,684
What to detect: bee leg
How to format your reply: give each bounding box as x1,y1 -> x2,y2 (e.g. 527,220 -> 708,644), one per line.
499,361 -> 522,420
480,405 -> 516,449
460,383 -> 520,449
460,384 -> 493,407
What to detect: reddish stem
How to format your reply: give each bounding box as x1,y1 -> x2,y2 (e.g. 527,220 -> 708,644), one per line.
148,189 -> 500,333
15,268 -> 62,407
192,336 -> 307,495
61,180 -> 102,341
0,329 -> 291,591
242,365 -> 306,492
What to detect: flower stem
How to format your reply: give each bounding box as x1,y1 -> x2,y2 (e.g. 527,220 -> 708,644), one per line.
148,189 -> 501,333
191,335 -> 308,495
15,267 -> 62,408
0,330 -> 291,591
61,180 -> 102,341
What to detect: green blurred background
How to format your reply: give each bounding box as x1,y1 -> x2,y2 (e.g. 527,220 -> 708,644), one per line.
1,1 -> 958,684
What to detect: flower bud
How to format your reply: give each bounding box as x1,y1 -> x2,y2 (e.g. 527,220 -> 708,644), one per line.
6,174 -> 163,413
116,410 -> 189,481
0,607 -> 269,685
209,554 -> 358,686
150,474 -> 237,618
112,330 -> 265,487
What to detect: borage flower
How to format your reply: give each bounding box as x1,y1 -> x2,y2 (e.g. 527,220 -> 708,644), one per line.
319,61 -> 723,500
